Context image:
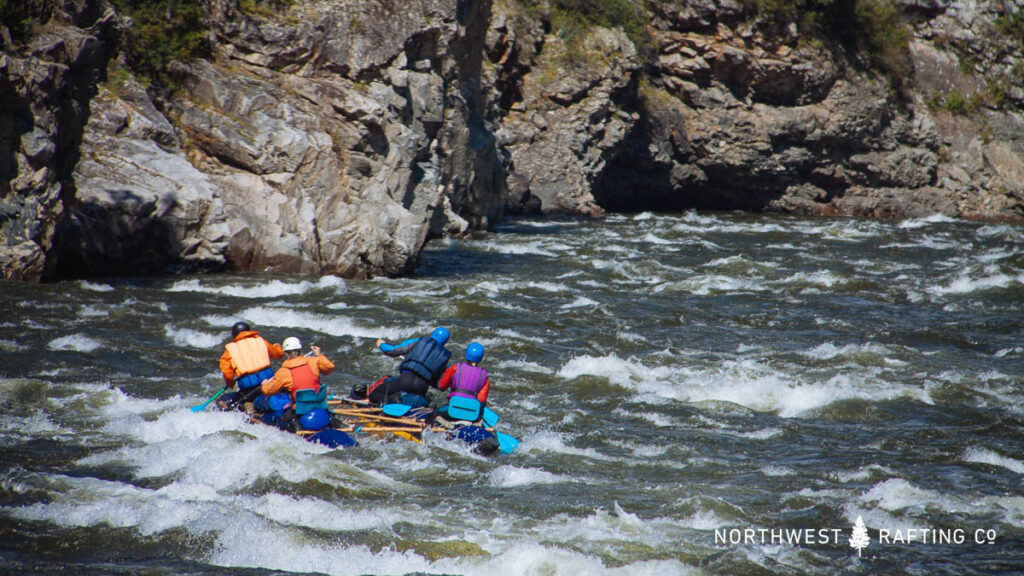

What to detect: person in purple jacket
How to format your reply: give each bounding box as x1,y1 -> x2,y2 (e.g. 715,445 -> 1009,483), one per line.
435,342 -> 491,423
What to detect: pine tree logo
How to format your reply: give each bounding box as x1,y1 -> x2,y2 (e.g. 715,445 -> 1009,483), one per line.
850,515 -> 870,557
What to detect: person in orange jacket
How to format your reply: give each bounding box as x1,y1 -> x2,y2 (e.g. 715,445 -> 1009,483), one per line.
260,337 -> 335,399
259,337 -> 335,429
219,321 -> 284,407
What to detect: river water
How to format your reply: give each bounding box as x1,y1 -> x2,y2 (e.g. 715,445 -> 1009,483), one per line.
2,211 -> 1023,575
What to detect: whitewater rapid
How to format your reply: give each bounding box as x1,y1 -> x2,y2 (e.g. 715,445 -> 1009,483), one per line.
2,211 -> 1022,575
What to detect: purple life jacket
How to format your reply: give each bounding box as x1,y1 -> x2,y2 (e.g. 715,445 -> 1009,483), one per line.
449,363 -> 487,400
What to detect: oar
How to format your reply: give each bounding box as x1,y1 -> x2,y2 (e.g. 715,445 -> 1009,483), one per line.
494,429 -> 520,454
334,411 -> 426,427
326,403 -> 383,413
298,426 -> 420,434
482,407 -> 499,427
191,386 -> 229,412
339,426 -> 423,433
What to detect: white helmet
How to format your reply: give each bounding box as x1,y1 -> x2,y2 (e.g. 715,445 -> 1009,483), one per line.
283,337 -> 302,352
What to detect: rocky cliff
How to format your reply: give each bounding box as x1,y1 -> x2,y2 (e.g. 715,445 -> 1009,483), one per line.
2,0 -> 1022,281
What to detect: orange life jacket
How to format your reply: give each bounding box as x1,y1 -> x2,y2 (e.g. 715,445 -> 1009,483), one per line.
225,336 -> 271,377
289,362 -> 320,401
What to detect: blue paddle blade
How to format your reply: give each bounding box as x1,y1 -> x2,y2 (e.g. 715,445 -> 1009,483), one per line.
382,403 -> 412,417
496,432 -> 519,454
482,407 -> 499,427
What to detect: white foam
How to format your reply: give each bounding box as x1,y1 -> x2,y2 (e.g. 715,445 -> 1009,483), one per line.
963,447 -> 1024,474
167,276 -> 345,299
526,281 -> 568,292
928,267 -> 1023,296
560,296 -> 598,309
495,359 -> 555,375
994,347 -> 1023,358
203,309 -> 418,341
615,331 -> 646,343
488,465 -> 569,487
762,465 -> 795,477
678,508 -> 730,530
777,270 -> 842,289
738,428 -> 783,440
47,334 -> 103,352
530,502 -> 676,547
829,464 -> 897,483
642,232 -> 673,245
557,354 -> 657,388
164,325 -> 223,349
975,224 -> 1024,241
477,240 -> 560,257
249,493 -> 409,531
669,274 -> 767,295
633,411 -> 676,428
0,412 -> 69,440
78,304 -> 108,318
215,539 -> 695,576
898,214 -> 958,229
558,354 -> 925,418
520,431 -> 610,461
858,478 -> 968,514
800,342 -> 894,361
79,281 -> 115,292
8,473 -> 209,535
0,338 -> 28,353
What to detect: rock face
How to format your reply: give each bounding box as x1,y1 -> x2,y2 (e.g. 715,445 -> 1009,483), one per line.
1,0 -> 117,281
589,0 -> 1024,220
1,0 -> 1022,281
4,0 -> 506,280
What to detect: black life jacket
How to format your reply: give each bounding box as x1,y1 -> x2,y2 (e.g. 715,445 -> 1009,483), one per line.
399,337 -> 451,382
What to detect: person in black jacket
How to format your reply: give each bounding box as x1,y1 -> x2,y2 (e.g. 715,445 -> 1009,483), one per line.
368,327 -> 452,406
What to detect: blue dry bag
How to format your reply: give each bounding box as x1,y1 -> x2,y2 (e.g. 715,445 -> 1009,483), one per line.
299,409 -> 331,431
447,396 -> 482,421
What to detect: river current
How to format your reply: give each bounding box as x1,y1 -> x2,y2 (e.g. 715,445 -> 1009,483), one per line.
2,211 -> 1023,575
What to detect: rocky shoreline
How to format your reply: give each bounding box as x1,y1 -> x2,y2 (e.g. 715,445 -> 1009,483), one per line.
2,0 -> 1022,281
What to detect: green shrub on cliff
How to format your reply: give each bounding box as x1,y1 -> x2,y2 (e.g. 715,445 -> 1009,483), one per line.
994,11 -> 1024,49
0,0 -> 60,44
856,0 -> 911,78
110,0 -> 210,88
751,0 -> 910,79
549,0 -> 652,58
239,0 -> 294,20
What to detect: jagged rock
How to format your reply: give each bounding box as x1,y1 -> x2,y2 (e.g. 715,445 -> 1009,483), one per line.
8,0 -> 506,279
0,0 -> 117,281
595,0 -> 1022,221
502,26 -> 640,215
3,0 -> 1023,282
65,78 -> 230,277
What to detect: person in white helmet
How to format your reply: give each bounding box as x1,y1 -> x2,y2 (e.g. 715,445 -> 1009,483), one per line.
258,337 -> 335,429
261,337 -> 334,398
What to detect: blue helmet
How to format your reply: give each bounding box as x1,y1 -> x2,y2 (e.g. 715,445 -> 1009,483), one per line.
465,342 -> 484,363
430,327 -> 450,345
299,409 -> 331,431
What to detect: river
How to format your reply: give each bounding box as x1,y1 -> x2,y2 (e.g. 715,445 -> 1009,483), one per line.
2,211 -> 1023,575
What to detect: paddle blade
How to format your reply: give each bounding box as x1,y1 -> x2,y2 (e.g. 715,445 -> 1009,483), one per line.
496,432 -> 519,454
190,387 -> 227,412
382,403 -> 412,417
482,407 -> 499,427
